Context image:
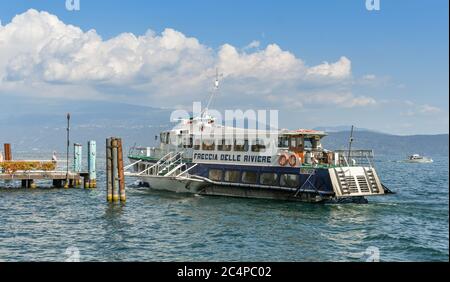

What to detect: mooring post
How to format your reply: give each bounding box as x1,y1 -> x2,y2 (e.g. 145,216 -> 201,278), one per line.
111,138 -> 120,202
117,138 -> 126,202
106,138 -> 113,202
53,179 -> 62,188
3,143 -> 12,161
64,113 -> 71,189
87,140 -> 96,188
3,143 -> 12,185
73,143 -> 82,187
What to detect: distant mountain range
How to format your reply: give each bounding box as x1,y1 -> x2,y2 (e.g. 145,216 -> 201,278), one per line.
0,100 -> 448,158
322,131 -> 448,157
313,125 -> 379,133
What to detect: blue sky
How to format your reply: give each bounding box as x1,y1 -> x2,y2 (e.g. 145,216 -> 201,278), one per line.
0,0 -> 448,134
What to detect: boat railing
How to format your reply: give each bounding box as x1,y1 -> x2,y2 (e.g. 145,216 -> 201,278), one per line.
334,149 -> 375,167
137,151 -> 172,175
124,159 -> 142,171
128,146 -> 160,159
136,151 -> 186,176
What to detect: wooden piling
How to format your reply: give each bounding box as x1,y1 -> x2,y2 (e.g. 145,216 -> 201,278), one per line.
111,138 -> 119,202
84,177 -> 90,189
106,138 -> 113,202
4,143 -> 12,161
117,138 -> 126,202
106,137 -> 126,203
53,179 -> 63,188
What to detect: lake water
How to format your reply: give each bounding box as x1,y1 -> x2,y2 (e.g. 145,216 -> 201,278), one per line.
0,153 -> 448,261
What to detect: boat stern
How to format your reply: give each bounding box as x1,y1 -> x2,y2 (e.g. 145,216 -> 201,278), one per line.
328,166 -> 388,197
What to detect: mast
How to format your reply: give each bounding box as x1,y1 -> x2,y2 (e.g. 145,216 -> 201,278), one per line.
347,125 -> 354,165
202,68 -> 222,118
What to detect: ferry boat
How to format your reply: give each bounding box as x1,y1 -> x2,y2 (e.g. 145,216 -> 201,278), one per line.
125,76 -> 393,203
405,154 -> 433,163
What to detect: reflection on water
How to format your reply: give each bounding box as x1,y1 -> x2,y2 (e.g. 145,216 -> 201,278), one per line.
0,154 -> 448,261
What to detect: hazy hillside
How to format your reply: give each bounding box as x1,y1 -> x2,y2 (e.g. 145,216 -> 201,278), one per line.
322,131 -> 449,157
0,100 -> 172,154
0,100 -> 448,159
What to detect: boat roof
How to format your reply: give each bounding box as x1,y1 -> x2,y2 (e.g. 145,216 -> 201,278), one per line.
169,118 -> 327,138
280,128 -> 327,137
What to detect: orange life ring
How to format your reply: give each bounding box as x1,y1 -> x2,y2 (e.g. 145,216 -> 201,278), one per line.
288,154 -> 298,167
278,154 -> 288,166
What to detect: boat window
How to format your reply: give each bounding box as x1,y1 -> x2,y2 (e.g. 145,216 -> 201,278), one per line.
208,169 -> 223,181
165,133 -> 170,144
202,139 -> 215,151
311,136 -> 321,150
193,139 -> 201,150
234,139 -> 249,152
242,171 -> 258,184
251,139 -> 266,152
278,137 -> 289,148
289,137 -> 299,150
304,138 -> 313,149
182,135 -> 193,148
280,174 -> 300,188
224,170 -> 240,182
287,136 -> 304,151
296,137 -> 304,151
260,173 -> 278,186
217,139 -> 232,151
160,133 -> 166,144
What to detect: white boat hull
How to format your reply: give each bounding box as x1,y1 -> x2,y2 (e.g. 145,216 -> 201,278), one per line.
136,175 -> 328,202
405,159 -> 433,163
138,175 -> 206,194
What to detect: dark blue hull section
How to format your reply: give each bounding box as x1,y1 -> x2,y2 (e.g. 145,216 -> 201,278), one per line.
189,163 -> 335,195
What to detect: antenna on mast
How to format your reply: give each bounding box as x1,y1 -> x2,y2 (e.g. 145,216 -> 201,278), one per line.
213,68 -> 221,90
203,68 -> 223,118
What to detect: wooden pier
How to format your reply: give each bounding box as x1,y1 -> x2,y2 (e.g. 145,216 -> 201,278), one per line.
0,170 -> 86,188
0,141 -> 96,189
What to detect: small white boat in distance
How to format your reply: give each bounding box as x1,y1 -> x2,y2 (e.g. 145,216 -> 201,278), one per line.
405,154 -> 433,163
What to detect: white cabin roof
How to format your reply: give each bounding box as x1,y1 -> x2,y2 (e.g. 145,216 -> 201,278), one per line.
168,117 -> 327,139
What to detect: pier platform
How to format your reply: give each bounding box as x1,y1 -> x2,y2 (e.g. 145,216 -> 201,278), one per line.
0,170 -> 89,188
0,171 -> 85,181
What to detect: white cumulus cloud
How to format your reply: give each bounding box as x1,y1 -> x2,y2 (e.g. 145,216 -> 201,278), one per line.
0,9 -> 374,109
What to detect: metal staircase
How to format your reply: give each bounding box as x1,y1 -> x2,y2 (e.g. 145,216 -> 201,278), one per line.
363,167 -> 380,194
336,169 -> 350,195
330,166 -> 385,197
135,151 -> 186,177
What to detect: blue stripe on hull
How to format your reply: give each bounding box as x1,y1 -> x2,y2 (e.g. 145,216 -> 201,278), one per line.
189,163 -> 334,194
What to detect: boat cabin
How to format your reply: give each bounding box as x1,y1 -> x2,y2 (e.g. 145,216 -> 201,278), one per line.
278,129 -> 330,165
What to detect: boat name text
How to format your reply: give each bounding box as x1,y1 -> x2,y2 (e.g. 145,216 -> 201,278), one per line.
193,153 -> 272,164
